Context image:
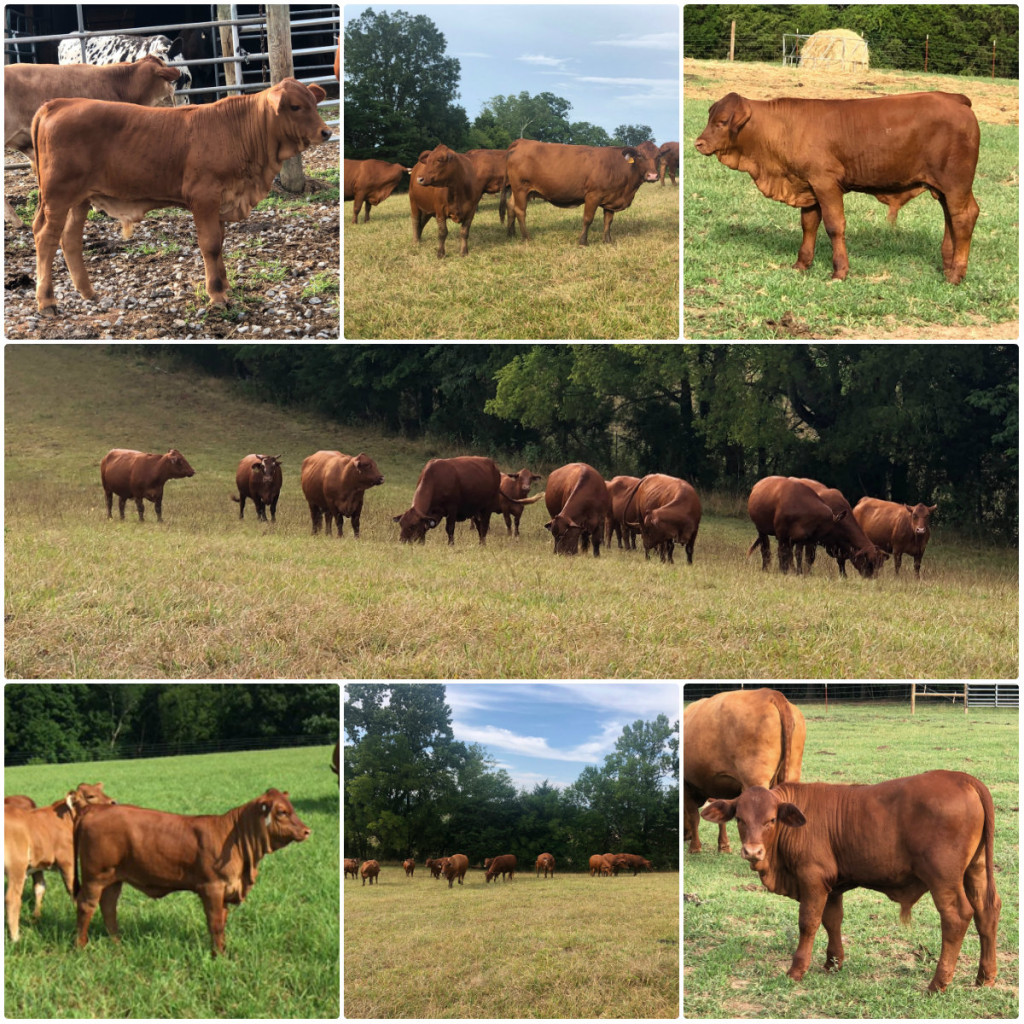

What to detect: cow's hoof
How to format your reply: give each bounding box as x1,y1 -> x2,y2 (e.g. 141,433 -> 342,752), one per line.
38,306 -> 58,318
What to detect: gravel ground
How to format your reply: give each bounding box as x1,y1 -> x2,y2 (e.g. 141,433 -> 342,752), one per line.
3,144 -> 340,340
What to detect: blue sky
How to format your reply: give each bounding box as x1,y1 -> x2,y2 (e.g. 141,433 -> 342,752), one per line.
343,3 -> 681,145
446,682 -> 679,790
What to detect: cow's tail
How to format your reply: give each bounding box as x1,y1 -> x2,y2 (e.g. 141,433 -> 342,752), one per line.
768,690 -> 797,787
972,775 -> 999,913
72,811 -> 82,899
498,184 -> 509,225
231,495 -> 240,503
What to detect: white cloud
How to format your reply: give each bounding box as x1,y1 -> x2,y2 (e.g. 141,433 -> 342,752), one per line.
518,53 -> 572,69
594,31 -> 679,51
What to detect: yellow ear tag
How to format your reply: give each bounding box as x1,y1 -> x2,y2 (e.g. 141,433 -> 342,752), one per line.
627,156 -> 635,163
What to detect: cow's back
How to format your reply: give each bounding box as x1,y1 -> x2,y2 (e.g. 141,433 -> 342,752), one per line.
101,449 -> 147,494
301,450 -> 336,506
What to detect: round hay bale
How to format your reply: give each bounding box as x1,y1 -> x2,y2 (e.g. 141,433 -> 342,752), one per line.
800,28 -> 869,72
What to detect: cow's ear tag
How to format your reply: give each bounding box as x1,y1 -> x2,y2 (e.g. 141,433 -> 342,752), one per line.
626,155 -> 635,164
265,812 -> 272,828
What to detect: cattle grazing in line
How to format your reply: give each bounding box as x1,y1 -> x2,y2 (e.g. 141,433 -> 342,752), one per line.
854,498 -> 937,577
100,448 -> 195,522
331,743 -> 340,783
74,789 -> 309,955
443,853 -> 469,888
657,141 -> 679,186
498,468 -> 544,537
393,456 -> 508,545
606,475 -> 641,550
544,463 -> 612,556
410,143 -> 490,258
505,138 -> 660,245
300,450 -> 384,538
360,860 -> 380,886
747,476 -> 885,577
4,782 -> 116,942
627,473 -> 702,564
694,91 -> 980,284
536,853 -> 555,878
790,477 -> 886,577
232,453 -> 283,522
403,859 -> 415,877
345,158 -> 410,224
612,853 -> 653,875
700,771 -> 1000,992
484,854 -> 517,884
684,688 -> 806,855
31,78 -> 331,316
344,858 -> 359,879
4,57 -> 182,229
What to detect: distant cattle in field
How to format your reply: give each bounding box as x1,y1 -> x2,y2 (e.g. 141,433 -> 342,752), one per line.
344,858 -> 359,879
403,859 -> 415,877
443,853 -> 469,888
657,141 -> 679,185
427,857 -> 448,879
499,468 -> 544,537
613,853 -> 653,875
360,860 -> 380,886
544,463 -> 611,556
535,853 -> 555,878
410,143 -> 490,258
588,854 -> 611,876
301,450 -> 384,538
232,453 -> 282,522
789,477 -> 883,577
484,854 -> 517,884
345,158 -> 409,223
854,498 -> 937,576
629,473 -> 701,564
100,448 -> 195,522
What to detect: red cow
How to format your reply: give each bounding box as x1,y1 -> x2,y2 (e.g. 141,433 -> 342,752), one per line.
790,477 -> 886,577
232,453 -> 282,522
403,859 -> 415,877
694,92 -> 980,283
466,148 -> 510,222
100,448 -> 194,522
606,475 -> 641,550
588,854 -> 606,877
544,463 -> 611,556
505,138 -> 659,245
443,853 -> 469,888
747,476 -> 884,577
409,143 -> 490,258
628,474 -> 701,564
613,853 -> 653,875
498,468 -> 544,537
700,771 -> 1000,992
428,857 -> 449,879
360,859 -> 380,886
345,158 -> 409,224
685,688 -> 806,855
536,853 -> 555,878
484,854 -> 516,884
854,497 -> 937,577
393,456 -> 506,545
300,450 -> 384,538
344,858 -> 359,878
657,141 -> 679,186
74,791 -> 309,955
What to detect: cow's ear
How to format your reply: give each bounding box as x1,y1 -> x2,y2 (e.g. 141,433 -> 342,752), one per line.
729,96 -> 753,134
832,508 -> 848,523
392,514 -> 403,523
928,504 -> 937,513
544,520 -> 554,533
700,798 -> 737,824
776,802 -> 806,828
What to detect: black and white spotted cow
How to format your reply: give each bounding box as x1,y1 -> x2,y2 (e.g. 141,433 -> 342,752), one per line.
58,34 -> 192,104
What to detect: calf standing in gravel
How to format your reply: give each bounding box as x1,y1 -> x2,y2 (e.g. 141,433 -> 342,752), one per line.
31,77 -> 331,315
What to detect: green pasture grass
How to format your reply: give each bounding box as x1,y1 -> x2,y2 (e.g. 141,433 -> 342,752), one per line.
683,703 -> 1019,1019
344,867 -> 678,1017
4,745 -> 340,1018
4,344 -> 1017,678
683,99 -> 1019,339
343,183 -> 680,340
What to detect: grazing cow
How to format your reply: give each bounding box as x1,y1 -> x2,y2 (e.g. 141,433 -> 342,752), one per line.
232,453 -> 283,523
536,853 -> 555,878
606,475 -> 641,550
5,783 -> 116,942
393,456 -> 507,545
628,474 -> 702,564
32,78 -> 331,316
410,143 -> 489,258
684,688 -> 806,855
484,854 -> 517,884
100,448 -> 195,522
544,463 -> 611,556
505,138 -> 659,245
300,450 -> 384,538
74,789 -> 309,955
443,853 -> 469,888
403,859 -> 415,877
4,57 -> 181,229
694,92 -> 980,283
700,771 -> 1000,992
588,855 -> 607,877
657,141 -> 679,186
57,34 -> 192,102
344,858 -> 359,879
345,158 -> 409,224
360,859 -> 380,886
854,498 -> 937,577
790,478 -> 886,577
499,468 -> 544,537
613,853 -> 653,875
427,857 -> 448,879
747,476 -> 884,577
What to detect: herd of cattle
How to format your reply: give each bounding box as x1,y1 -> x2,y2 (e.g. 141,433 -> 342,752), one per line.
684,688 -> 1001,993
4,782 -> 309,955
345,851 -> 653,888
4,40 -> 340,316
345,138 -> 679,256
694,91 -> 981,283
97,447 -> 937,576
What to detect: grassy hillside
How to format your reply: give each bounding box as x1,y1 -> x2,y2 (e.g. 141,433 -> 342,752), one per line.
4,345 -> 1017,678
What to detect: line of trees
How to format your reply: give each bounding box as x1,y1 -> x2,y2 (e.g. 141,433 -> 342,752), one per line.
160,344 -> 1018,541
4,684 -> 339,765
343,685 -> 679,870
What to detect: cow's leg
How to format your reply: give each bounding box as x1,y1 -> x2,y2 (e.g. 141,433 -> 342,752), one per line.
964,855 -> 1001,986
5,863 -> 26,941
509,189 -> 529,240
198,889 -> 228,956
778,538 -> 794,573
927,883 -> 974,992
473,513 -> 491,544
309,504 -> 322,534
33,199 -> 73,314
913,552 -> 923,576
334,512 -> 345,536
787,892 -> 827,980
269,496 -> 278,522
105,490 -> 114,519
361,199 -> 371,223
237,494 -> 246,519
350,512 -> 361,538
683,786 -> 704,853
808,185 -> 849,280
32,870 -> 47,917
457,212 -> 473,257
134,498 -> 146,522
435,213 -> 449,259
821,891 -> 845,971
117,496 -> 128,520
194,210 -> 230,307
600,208 -> 615,244
794,205 -> 821,271
941,191 -> 979,284
75,878 -> 105,948
253,497 -> 265,522
97,882 -> 123,943
893,552 -> 903,575
445,516 -> 457,545
685,529 -> 696,564
353,191 -> 364,225
577,196 -> 600,246
60,200 -> 96,302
